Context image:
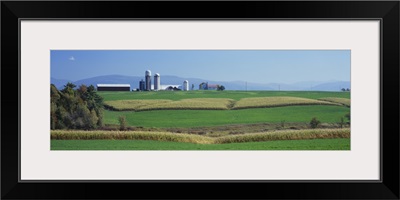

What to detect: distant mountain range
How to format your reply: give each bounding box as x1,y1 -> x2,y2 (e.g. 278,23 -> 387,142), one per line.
51,75 -> 350,92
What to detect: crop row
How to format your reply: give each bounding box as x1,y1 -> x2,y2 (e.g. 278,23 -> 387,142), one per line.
104,97 -> 344,111
51,130 -> 214,144
139,98 -> 234,111
104,99 -> 173,111
214,128 -> 350,144
105,98 -> 234,111
51,128 -> 350,144
318,97 -> 351,107
232,97 -> 341,109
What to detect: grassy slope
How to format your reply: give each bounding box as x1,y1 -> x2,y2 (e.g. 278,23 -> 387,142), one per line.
51,138 -> 350,150
99,90 -> 350,101
104,105 -> 350,128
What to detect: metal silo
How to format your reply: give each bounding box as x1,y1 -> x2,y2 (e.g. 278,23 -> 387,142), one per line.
139,79 -> 145,91
145,70 -> 151,91
154,73 -> 160,91
183,80 -> 189,91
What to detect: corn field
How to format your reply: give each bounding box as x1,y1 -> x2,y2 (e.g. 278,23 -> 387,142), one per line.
232,97 -> 341,109
105,98 -> 234,111
51,130 -> 215,144
104,99 -> 172,111
214,128 -> 350,144
318,97 -> 351,107
104,97 -> 346,111
51,128 -> 350,144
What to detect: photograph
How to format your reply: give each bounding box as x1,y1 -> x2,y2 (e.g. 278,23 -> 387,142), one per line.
3,0 -> 398,199
50,50 -> 351,150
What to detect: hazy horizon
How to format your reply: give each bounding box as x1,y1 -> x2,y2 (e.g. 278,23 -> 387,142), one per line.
51,73 -> 348,86
51,50 -> 351,84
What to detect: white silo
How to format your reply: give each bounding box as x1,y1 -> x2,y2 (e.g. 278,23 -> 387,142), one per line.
154,73 -> 160,91
183,80 -> 189,91
145,70 -> 151,91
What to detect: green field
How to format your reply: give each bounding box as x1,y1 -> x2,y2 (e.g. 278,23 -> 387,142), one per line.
99,90 -> 350,101
100,90 -> 350,128
104,105 -> 349,128
51,138 -> 350,150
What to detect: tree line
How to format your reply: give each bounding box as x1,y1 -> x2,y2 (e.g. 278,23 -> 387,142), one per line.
51,83 -> 104,130
341,88 -> 350,91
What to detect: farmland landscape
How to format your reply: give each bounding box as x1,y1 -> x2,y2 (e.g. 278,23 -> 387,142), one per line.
50,50 -> 350,150
51,90 -> 351,150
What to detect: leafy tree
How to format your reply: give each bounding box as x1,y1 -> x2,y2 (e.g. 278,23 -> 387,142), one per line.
51,85 -> 61,130
338,117 -> 345,128
77,85 -> 88,101
61,82 -> 77,96
96,109 -> 104,127
341,88 -> 346,92
119,116 -> 127,131
50,84 -> 61,103
50,83 -> 104,130
217,85 -> 225,91
280,120 -> 286,128
309,117 -> 321,129
90,110 -> 99,128
74,103 -> 92,129
55,106 -> 67,129
50,102 -> 58,130
345,112 -> 350,124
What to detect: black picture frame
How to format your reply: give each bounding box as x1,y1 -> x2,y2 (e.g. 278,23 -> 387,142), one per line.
2,1 -> 399,199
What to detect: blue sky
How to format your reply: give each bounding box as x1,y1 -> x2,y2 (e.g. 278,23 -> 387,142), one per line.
51,50 -> 350,84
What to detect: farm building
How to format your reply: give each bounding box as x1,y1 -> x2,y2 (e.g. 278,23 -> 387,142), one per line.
199,82 -> 207,90
165,86 -> 181,91
183,80 -> 189,91
199,82 -> 219,90
145,70 -> 152,91
154,73 -> 161,91
207,84 -> 219,90
97,84 -> 131,91
161,85 -> 181,90
139,80 -> 145,91
149,84 -> 181,91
